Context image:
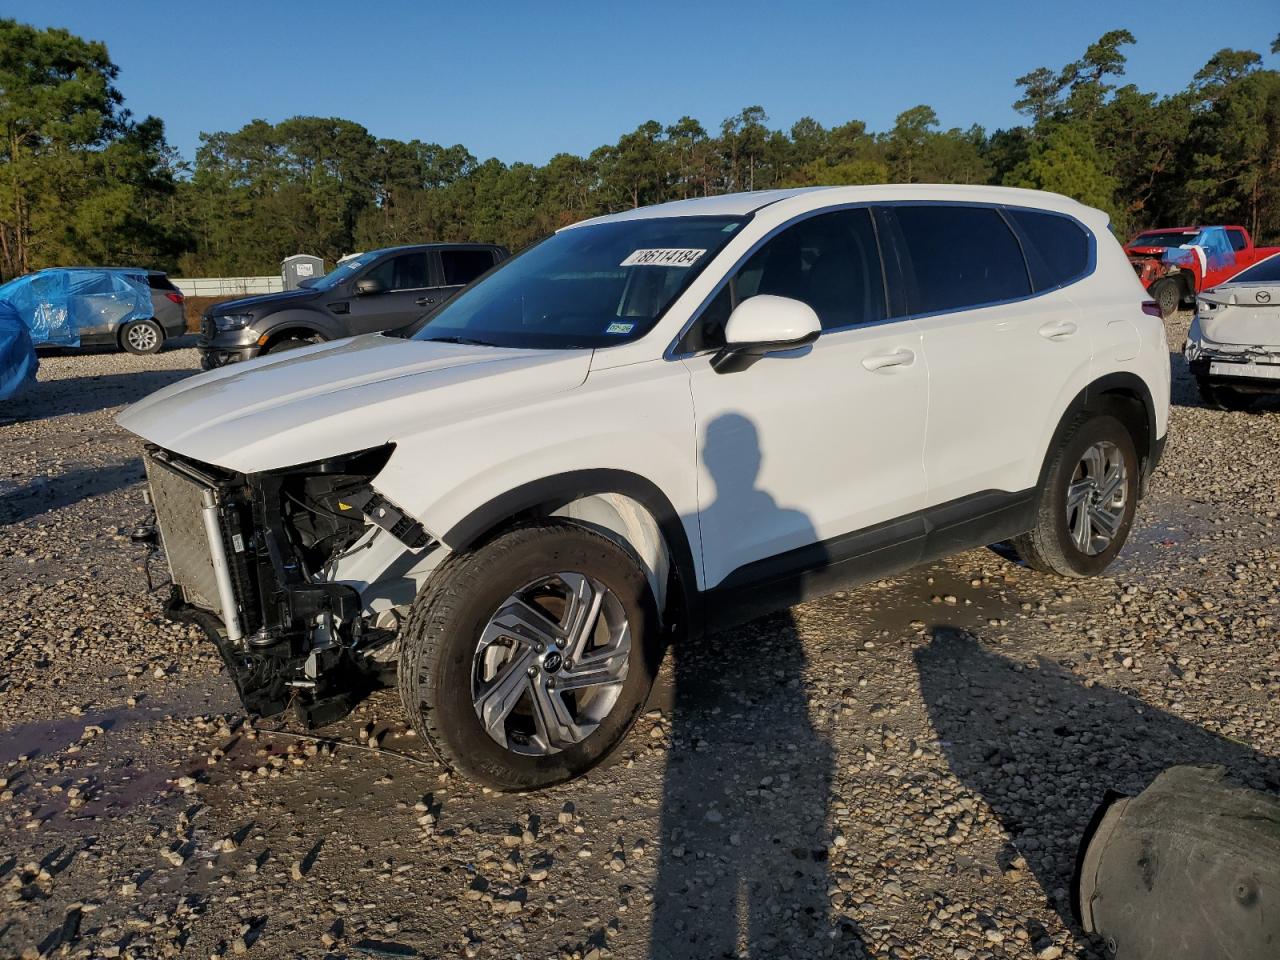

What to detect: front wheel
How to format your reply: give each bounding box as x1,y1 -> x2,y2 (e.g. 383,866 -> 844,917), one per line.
397,521 -> 660,790
1149,278 -> 1181,319
1011,413 -> 1139,577
264,335 -> 321,354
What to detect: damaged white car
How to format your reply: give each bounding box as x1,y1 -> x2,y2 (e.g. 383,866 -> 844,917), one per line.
1186,252 -> 1280,410
119,185 -> 1169,790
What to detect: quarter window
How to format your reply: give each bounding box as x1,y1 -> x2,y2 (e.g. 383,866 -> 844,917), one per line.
684,208 -> 887,352
891,205 -> 1031,313
441,249 -> 496,286
1007,208 -> 1090,291
1227,229 -> 1248,252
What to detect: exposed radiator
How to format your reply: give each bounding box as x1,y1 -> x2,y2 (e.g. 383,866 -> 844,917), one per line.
144,451 -> 226,618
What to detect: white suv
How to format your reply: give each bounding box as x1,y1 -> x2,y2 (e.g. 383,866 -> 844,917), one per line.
120,185 -> 1171,790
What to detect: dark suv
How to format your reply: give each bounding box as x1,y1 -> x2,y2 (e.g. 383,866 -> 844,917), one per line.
198,243 -> 508,368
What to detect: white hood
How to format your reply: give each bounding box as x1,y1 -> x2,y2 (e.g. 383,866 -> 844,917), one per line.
1198,283 -> 1280,348
117,334 -> 593,472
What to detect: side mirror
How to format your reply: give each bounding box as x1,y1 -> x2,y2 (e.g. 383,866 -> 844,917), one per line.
711,295 -> 821,374
354,277 -> 386,296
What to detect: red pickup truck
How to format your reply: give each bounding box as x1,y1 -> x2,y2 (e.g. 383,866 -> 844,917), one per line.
1125,225 -> 1280,317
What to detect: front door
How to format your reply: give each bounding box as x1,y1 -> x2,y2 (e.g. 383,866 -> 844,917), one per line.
679,208 -> 931,592
346,250 -> 438,334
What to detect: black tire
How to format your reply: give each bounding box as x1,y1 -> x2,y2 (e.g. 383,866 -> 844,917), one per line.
265,335 -> 320,354
120,319 -> 164,355
1196,377 -> 1256,412
398,520 -> 660,791
1150,278 -> 1181,319
1010,413 -> 1139,578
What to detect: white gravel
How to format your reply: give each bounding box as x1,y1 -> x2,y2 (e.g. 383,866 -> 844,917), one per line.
1,322 -> 1277,959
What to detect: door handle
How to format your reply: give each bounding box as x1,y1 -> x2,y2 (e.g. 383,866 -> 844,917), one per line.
1038,320 -> 1078,340
415,296 -> 436,306
861,348 -> 915,372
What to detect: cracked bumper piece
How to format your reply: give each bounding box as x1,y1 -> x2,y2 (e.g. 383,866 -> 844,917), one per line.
1074,765 -> 1280,960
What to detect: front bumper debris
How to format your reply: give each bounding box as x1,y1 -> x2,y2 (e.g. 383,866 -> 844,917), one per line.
143,445 -> 405,726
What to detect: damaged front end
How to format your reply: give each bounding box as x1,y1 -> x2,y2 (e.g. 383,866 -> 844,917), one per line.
142,444 -> 434,726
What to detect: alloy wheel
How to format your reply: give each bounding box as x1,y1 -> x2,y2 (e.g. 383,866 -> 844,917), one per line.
1066,440 -> 1128,556
471,572 -> 630,756
127,323 -> 159,352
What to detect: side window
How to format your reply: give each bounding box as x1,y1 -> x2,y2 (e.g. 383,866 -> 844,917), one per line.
366,252 -> 430,291
1007,208 -> 1090,291
1227,229 -> 1248,252
441,249 -> 496,286
892,205 -> 1031,313
683,208 -> 887,353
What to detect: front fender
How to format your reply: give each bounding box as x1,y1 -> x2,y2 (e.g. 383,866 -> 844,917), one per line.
256,307 -> 345,341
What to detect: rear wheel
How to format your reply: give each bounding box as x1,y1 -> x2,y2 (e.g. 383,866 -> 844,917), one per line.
120,319 -> 164,355
1196,377 -> 1256,412
1150,278 -> 1181,319
398,521 -> 660,790
1011,413 -> 1139,577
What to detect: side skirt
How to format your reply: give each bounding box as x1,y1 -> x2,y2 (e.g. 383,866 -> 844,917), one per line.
702,489 -> 1035,632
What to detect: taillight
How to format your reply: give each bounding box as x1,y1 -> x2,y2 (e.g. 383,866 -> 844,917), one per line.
1141,301 -> 1162,318
166,292 -> 184,304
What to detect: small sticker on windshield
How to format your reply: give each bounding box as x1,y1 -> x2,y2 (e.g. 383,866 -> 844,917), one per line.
620,248 -> 706,267
605,322 -> 635,335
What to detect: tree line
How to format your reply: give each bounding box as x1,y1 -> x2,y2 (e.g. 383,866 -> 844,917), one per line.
2,19 -> 1278,281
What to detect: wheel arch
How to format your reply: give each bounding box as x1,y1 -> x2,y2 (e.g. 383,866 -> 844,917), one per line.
256,310 -> 338,351
441,469 -> 700,636
1039,372 -> 1161,490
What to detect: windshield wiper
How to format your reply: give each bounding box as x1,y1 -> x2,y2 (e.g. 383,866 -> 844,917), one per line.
421,335 -> 495,347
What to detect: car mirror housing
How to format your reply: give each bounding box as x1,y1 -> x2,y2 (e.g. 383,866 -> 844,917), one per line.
355,277 -> 386,296
711,295 -> 821,374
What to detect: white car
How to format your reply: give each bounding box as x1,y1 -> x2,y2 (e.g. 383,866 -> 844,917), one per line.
119,185 -> 1171,790
1185,252 -> 1280,410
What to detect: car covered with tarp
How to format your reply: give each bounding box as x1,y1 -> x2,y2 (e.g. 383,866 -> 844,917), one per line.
0,297 -> 36,401
0,267 -> 158,350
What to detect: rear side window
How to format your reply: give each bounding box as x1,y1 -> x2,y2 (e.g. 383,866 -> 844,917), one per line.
1007,209 -> 1091,291
147,273 -> 178,291
441,249 -> 495,286
890,205 -> 1031,314
1227,229 -> 1248,252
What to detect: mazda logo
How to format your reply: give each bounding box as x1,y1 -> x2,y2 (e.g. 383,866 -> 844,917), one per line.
1258,290 -> 1272,303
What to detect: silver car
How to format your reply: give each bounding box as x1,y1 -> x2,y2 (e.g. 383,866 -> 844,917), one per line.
1185,252 -> 1280,410
72,269 -> 187,354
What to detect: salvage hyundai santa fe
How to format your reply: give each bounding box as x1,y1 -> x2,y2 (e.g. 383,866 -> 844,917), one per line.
119,185 -> 1171,790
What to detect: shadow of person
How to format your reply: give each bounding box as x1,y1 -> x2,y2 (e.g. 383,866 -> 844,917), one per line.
915,627 -> 1280,932
649,414 -> 863,958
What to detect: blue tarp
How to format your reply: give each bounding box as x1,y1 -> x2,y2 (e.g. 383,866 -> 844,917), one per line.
0,267 -> 153,349
0,299 -> 37,401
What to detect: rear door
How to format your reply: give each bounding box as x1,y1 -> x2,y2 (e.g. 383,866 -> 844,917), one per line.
345,250 -> 435,334
881,203 -> 1093,504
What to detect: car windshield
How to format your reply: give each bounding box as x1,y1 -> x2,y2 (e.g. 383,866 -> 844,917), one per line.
311,252 -> 377,291
412,216 -> 744,349
1133,231 -> 1199,248
1228,252 -> 1280,285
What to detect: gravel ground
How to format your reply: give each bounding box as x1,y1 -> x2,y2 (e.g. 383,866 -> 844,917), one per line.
1,322 -> 1277,960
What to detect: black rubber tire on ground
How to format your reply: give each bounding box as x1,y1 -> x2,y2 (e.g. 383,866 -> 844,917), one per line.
119,318 -> 164,355
264,335 -> 320,354
1010,413 -> 1139,578
1196,377 -> 1256,412
397,520 -> 661,791
1150,278 -> 1181,319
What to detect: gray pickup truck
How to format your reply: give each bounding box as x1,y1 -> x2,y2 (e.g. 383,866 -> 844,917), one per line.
198,243 -> 508,369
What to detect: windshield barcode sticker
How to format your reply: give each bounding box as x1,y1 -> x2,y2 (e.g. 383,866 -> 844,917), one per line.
620,248 -> 706,267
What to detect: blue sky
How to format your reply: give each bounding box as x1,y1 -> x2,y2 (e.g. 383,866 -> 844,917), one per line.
13,0 -> 1279,165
